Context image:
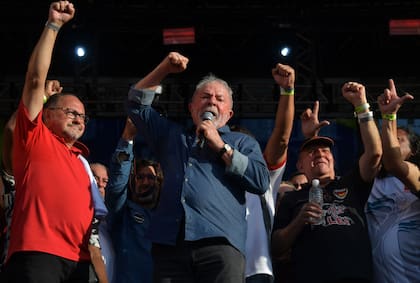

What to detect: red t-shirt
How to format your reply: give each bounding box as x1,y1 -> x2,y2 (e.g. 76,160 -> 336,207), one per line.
8,101 -> 93,262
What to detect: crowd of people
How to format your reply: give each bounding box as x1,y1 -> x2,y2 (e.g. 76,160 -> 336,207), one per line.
0,1 -> 419,283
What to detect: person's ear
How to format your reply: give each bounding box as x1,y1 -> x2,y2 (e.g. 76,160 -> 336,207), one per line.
228,109 -> 234,119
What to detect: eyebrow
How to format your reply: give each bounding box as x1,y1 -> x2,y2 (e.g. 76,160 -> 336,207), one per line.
65,107 -> 85,115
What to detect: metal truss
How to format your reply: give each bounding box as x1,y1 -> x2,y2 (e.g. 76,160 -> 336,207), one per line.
1,77 -> 419,120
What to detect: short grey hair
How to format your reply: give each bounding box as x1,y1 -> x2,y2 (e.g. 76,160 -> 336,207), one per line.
194,73 -> 233,101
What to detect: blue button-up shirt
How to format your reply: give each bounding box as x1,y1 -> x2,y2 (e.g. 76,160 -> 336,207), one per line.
105,139 -> 153,283
127,87 -> 270,255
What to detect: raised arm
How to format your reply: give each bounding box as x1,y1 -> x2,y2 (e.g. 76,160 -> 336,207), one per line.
44,79 -> 63,99
127,52 -> 189,153
3,79 -> 62,176
377,79 -> 419,192
133,52 -> 189,91
263,63 -> 295,167
22,1 -> 74,121
342,82 -> 382,182
105,118 -> 137,212
300,101 -> 330,138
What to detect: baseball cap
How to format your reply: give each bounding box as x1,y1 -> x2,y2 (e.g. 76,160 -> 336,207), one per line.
300,136 -> 334,152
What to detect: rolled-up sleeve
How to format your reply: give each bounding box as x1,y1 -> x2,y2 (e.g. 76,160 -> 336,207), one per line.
105,139 -> 134,213
127,87 -> 156,106
225,134 -> 270,195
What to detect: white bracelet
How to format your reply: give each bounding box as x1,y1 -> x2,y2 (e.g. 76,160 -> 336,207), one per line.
357,111 -> 374,123
155,85 -> 162,95
45,21 -> 60,32
358,116 -> 374,123
357,111 -> 373,119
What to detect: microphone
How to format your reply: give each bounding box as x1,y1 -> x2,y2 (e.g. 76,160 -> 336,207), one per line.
199,111 -> 214,149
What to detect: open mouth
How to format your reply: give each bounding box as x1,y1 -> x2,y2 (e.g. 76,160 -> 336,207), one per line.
314,160 -> 328,166
202,109 -> 217,117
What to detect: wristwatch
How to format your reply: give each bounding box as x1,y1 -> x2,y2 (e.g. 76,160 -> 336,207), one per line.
219,143 -> 232,158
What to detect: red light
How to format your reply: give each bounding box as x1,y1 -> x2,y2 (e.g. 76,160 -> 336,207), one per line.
163,27 -> 195,45
389,19 -> 420,35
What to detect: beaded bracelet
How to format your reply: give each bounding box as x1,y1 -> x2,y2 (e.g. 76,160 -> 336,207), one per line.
280,87 -> 294,96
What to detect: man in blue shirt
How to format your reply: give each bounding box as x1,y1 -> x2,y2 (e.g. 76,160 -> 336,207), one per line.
127,52 -> 270,282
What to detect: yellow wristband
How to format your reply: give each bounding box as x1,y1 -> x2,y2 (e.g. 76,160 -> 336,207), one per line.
382,113 -> 396,121
354,103 -> 370,114
280,87 -> 294,96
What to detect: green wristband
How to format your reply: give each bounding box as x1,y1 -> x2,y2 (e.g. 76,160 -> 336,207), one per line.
280,87 -> 294,96
354,103 -> 370,114
382,113 -> 397,121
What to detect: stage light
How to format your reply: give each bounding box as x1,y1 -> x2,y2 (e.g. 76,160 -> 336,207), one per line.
75,46 -> 86,58
279,46 -> 291,57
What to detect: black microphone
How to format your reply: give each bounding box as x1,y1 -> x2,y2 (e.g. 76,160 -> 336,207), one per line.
199,111 -> 214,149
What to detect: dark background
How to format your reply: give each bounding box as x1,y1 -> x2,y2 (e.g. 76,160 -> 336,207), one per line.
0,0 -> 419,177
1,1 -> 420,79
1,0 -> 420,118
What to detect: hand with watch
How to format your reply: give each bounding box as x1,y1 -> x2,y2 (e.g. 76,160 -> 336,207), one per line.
218,143 -> 233,159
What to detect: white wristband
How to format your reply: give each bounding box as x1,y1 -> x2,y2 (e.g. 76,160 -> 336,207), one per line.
357,111 -> 373,119
45,21 -> 60,32
357,111 -> 374,123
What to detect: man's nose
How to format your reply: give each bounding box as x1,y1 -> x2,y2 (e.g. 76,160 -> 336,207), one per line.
98,180 -> 106,188
71,115 -> 83,124
208,95 -> 217,105
313,148 -> 324,156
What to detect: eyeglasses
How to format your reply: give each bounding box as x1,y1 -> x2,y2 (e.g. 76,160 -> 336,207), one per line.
48,107 -> 89,124
135,174 -> 157,181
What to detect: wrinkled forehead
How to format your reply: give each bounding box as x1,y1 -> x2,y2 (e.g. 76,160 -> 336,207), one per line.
58,95 -> 85,112
196,81 -> 231,97
91,164 -> 108,178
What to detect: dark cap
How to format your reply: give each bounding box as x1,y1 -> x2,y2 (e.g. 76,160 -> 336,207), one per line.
300,136 -> 334,152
